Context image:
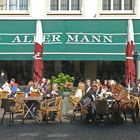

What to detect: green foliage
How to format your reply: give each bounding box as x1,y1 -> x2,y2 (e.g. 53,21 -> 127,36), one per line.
51,73 -> 75,92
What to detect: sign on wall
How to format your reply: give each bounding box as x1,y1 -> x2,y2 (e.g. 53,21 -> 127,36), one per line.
0,20 -> 140,60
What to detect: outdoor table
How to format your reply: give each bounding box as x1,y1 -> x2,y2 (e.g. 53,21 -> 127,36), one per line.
24,96 -> 43,123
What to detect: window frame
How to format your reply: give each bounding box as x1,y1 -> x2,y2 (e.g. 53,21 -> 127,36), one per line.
48,0 -> 82,15
100,0 -> 136,15
0,0 -> 30,15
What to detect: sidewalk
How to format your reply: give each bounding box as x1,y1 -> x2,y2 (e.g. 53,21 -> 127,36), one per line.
0,108 -> 140,140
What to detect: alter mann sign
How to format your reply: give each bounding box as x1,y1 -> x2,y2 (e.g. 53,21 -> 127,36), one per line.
10,33 -> 113,45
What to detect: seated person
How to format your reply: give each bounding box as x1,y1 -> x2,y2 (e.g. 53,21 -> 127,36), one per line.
9,78 -> 18,97
85,79 -> 92,94
80,84 -> 99,123
41,83 -> 63,121
133,80 -> 140,97
45,83 -> 63,99
74,82 -> 85,101
112,84 -> 128,101
40,78 -> 51,95
24,81 -> 33,95
2,81 -> 11,93
40,78 -> 47,94
69,82 -> 85,109
30,82 -> 40,95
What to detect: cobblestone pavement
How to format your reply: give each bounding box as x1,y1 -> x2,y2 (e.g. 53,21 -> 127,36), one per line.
0,109 -> 140,140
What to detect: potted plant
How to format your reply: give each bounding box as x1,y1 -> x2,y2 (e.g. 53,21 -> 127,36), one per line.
51,73 -> 75,94
51,73 -> 75,116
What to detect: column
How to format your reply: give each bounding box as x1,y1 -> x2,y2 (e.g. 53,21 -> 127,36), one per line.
54,61 -> 62,74
74,61 -> 80,73
84,61 -> 97,81
137,61 -> 140,80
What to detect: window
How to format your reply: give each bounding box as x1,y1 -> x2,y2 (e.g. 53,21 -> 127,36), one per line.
0,0 -> 29,12
113,0 -> 121,10
50,0 -> 58,11
101,0 -> 135,13
124,0 -> 133,10
50,0 -> 81,13
102,0 -> 111,10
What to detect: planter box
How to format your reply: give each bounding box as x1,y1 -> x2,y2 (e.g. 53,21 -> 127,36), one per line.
61,92 -> 71,116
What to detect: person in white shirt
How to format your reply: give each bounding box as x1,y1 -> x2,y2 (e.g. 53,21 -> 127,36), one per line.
0,70 -> 8,85
74,82 -> 85,100
2,81 -> 11,94
85,79 -> 91,94
30,82 -> 40,93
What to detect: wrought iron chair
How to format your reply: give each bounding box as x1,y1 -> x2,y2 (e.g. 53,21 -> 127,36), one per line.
94,99 -> 112,124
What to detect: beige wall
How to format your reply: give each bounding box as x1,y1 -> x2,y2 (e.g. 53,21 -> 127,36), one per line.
137,61 -> 140,80
0,0 -> 139,19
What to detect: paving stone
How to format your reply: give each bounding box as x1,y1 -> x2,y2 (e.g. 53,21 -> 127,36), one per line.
0,109 -> 140,140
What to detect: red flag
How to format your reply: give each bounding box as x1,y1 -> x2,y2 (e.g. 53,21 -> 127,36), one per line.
125,19 -> 135,86
33,20 -> 43,84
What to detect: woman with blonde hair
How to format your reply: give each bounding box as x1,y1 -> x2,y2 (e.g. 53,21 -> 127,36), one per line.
74,82 -> 85,100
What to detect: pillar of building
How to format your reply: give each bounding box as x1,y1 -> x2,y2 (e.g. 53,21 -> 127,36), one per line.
136,61 -> 140,80
54,61 -> 62,74
74,61 -> 80,73
84,61 -> 97,81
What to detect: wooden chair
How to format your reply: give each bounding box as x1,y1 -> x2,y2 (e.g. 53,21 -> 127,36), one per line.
1,96 -> 25,125
38,96 -> 62,123
0,91 -> 9,99
69,95 -> 84,123
94,99 -> 112,124
40,98 -> 55,108
0,91 -> 9,108
120,95 -> 140,123
15,92 -> 25,98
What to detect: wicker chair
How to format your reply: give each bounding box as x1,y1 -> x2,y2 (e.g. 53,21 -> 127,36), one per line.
0,91 -> 9,108
38,96 -> 62,123
15,92 -> 25,98
0,91 -> 9,99
1,96 -> 25,125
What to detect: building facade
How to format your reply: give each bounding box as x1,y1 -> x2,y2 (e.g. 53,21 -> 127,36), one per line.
0,0 -> 140,85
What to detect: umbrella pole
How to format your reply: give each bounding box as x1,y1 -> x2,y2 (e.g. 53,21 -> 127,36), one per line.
127,82 -> 130,100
